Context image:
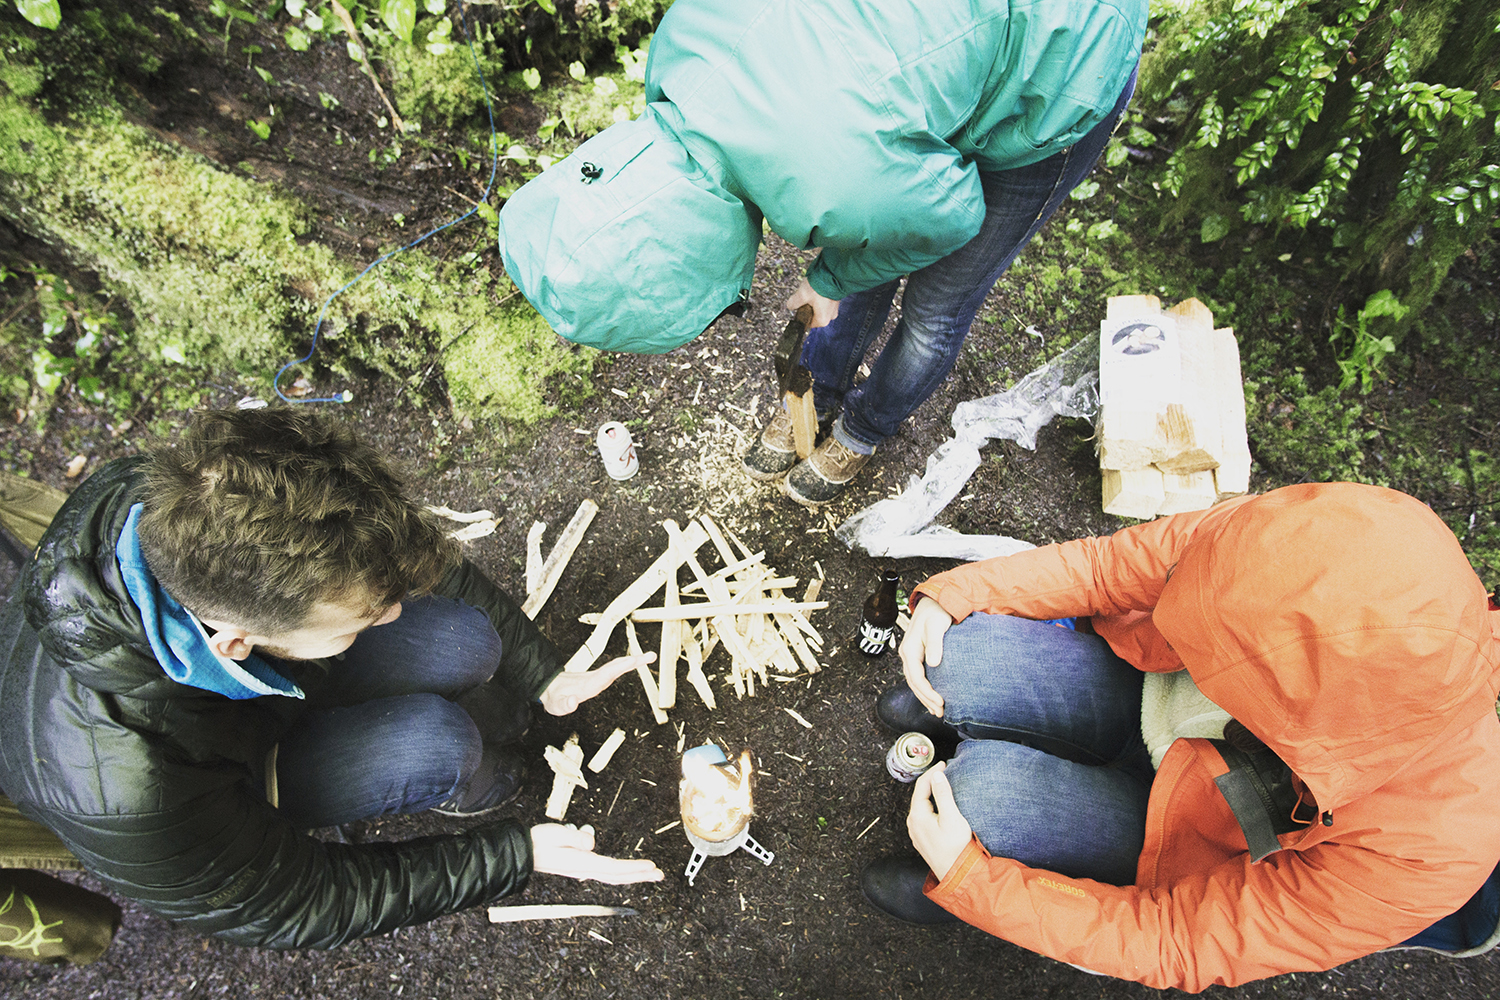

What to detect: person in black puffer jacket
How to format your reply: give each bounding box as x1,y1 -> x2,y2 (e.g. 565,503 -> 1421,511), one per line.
0,409 -> 661,950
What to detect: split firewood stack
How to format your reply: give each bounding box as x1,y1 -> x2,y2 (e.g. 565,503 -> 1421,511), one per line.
1096,295 -> 1253,518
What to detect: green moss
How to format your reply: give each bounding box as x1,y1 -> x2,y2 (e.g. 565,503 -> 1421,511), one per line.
0,60 -> 42,99
1243,369 -> 1375,485
553,69 -> 647,139
442,297 -> 595,423
0,82 -> 587,424
386,22 -> 508,129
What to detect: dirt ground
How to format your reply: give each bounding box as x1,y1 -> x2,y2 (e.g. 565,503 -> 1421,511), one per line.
4,245 -> 1500,1000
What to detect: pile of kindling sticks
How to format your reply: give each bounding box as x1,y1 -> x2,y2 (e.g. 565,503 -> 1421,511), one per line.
565,513 -> 826,717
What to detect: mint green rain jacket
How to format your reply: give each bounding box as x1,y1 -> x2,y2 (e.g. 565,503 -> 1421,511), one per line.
499,0 -> 1146,353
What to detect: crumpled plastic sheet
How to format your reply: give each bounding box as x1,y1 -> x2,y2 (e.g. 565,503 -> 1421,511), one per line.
836,333 -> 1101,562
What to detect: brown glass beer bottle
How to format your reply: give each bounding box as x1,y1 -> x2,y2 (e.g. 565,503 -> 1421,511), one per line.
857,568 -> 900,657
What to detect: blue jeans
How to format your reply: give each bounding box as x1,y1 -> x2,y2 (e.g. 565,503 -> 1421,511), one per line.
804,69 -> 1137,454
273,596 -> 522,828
930,613 -> 1152,886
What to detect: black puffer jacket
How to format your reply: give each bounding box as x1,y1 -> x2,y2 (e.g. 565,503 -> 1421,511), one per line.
0,458 -> 563,948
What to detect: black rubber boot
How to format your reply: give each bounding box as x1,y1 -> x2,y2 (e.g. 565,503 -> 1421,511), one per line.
876,683 -> 961,743
432,745 -> 524,818
860,853 -> 960,925
741,409 -> 799,481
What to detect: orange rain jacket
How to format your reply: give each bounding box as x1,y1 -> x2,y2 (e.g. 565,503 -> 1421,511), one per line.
911,483 -> 1500,991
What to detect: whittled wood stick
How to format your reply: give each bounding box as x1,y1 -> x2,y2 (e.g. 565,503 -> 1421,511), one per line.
666,521 -> 755,698
426,505 -> 496,523
488,904 -> 638,923
698,513 -> 739,569
783,606 -> 824,645
680,627 -> 715,710
545,745 -> 588,787
691,618 -> 718,664
770,588 -> 822,674
631,600 -> 829,622
759,630 -> 802,676
587,728 -> 627,773
724,523 -> 756,562
783,707 -> 814,729
523,499 -> 600,620
678,552 -> 768,592
525,521 -> 546,595
562,519 -> 710,672
449,520 -> 498,542
723,576 -> 798,593
803,577 -> 823,604
658,567 -> 681,710
544,734 -> 585,821
625,619 -> 669,724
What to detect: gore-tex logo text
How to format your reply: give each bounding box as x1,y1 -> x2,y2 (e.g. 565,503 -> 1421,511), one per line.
1037,877 -> 1086,898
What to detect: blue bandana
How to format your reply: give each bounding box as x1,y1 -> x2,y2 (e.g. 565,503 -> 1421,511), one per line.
116,504 -> 303,701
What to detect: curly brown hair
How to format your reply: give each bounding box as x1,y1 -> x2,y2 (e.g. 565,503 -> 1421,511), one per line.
137,408 -> 458,634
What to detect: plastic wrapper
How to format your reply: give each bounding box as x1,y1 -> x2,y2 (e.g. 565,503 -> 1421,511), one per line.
836,334 -> 1100,560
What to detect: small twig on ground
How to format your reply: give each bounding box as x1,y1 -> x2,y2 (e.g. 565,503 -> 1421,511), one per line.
329,0 -> 405,132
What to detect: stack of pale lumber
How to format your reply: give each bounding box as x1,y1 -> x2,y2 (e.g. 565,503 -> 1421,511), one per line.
1096,295 -> 1252,518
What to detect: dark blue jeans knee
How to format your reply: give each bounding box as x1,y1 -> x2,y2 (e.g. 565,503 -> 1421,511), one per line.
271,595 -> 515,827
930,612 -> 1152,886
275,692 -> 483,827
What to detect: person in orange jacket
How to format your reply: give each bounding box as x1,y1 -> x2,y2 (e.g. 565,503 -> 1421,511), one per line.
863,482 -> 1500,991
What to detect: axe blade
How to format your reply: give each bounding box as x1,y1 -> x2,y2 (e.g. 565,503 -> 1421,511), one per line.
773,304 -> 815,394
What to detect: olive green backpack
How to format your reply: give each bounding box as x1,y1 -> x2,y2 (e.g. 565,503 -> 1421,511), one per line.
0,469 -> 122,965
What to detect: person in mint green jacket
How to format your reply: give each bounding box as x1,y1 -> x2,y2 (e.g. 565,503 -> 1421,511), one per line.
499,0 -> 1145,504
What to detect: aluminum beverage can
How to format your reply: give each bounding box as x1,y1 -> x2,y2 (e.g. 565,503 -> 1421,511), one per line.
596,421 -> 639,480
886,732 -> 936,783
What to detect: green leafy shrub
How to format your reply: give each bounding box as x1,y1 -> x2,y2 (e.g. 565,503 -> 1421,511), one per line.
1144,0 -> 1500,340
384,0 -> 667,130
1330,288 -> 1407,392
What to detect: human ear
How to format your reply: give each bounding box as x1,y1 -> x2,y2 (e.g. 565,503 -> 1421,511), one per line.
203,626 -> 257,662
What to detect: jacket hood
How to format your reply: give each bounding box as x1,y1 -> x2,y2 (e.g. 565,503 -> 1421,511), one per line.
1155,483 -> 1500,812
497,111 -> 761,354
22,457 -> 193,700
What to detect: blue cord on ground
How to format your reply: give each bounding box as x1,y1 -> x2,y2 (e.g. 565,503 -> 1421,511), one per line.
273,4 -> 500,405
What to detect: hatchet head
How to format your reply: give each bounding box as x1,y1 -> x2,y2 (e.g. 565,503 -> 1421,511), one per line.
774,304 -> 815,395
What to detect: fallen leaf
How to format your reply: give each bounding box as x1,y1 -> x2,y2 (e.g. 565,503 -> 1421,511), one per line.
65,455 -> 88,478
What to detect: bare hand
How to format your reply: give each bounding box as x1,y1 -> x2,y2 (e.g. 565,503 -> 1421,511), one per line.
899,597 -> 953,717
783,275 -> 840,329
906,763 -> 972,882
530,823 -> 664,884
540,653 -> 655,716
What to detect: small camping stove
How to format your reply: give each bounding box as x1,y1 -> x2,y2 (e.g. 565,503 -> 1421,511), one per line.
680,743 -> 775,886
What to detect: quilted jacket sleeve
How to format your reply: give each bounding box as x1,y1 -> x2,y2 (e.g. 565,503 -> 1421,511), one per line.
44,788 -> 534,950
